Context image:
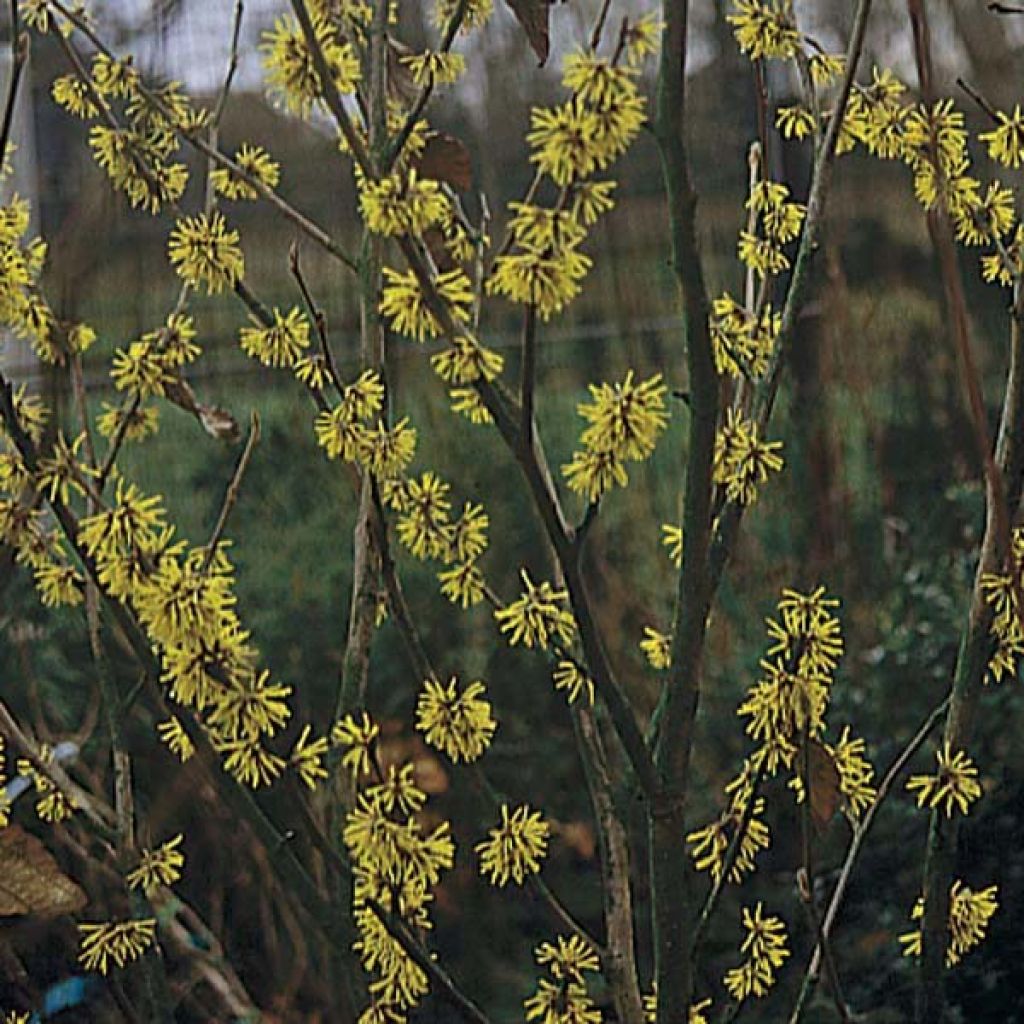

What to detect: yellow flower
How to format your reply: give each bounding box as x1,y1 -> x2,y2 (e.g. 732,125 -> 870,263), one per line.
494,569 -> 576,650
640,626 -> 672,670
379,266 -> 473,342
578,371 -> 669,462
239,306 -> 311,368
661,523 -> 684,568
438,559 -> 486,608
906,743 -> 982,817
52,75 -> 98,118
78,919 -> 157,975
331,712 -> 380,780
527,103 -> 599,186
126,835 -> 185,896
552,659 -> 594,705
727,0 -> 800,60
562,446 -> 628,502
211,144 -> 281,201
487,242 -> 592,320
289,725 -> 329,789
980,105 -> 1024,169
366,763 -> 427,817
360,168 -> 451,237
722,903 -> 789,1001
157,717 -> 195,762
776,104 -> 815,140
167,211 -> 244,294
261,14 -> 361,119
358,418 -> 418,480
396,471 -> 453,560
899,881 -> 998,966
97,401 -> 160,443
534,934 -> 599,982
416,676 -> 496,763
400,50 -> 466,87
827,727 -> 877,819
476,804 -> 550,886
562,52 -> 639,112
713,408 -> 784,505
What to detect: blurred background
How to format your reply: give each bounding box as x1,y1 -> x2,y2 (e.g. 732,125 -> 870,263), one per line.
2,1 -> 1024,1021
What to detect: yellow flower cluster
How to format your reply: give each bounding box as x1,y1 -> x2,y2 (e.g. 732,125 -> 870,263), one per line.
524,935 -> 601,1024
737,181 -> 805,279
722,903 -> 790,1001
836,69 -> 1021,282
341,735 -> 455,1016
494,569 -> 576,650
906,743 -> 982,817
476,803 -> 550,886
125,834 -> 186,896
709,293 -> 780,380
979,525 -> 1024,681
14,746 -> 75,823
360,169 -> 451,238
686,586 -> 876,875
727,1 -> 800,61
211,143 -> 281,202
0,194 -> 55,363
415,676 -> 496,763
239,307 -> 311,369
488,45 -> 653,321
379,266 -> 473,342
167,211 -> 245,294
111,312 -> 199,401
261,14 -> 360,119
713,408 -> 784,506
563,372 -> 669,503
70,59 -> 202,215
687,762 -> 771,884
71,474 -> 295,789
899,881 -> 998,967
78,918 -> 157,975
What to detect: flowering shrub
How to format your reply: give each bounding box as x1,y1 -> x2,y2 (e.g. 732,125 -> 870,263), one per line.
0,0 -> 1020,1022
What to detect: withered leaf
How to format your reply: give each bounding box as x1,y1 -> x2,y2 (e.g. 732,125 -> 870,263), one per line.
415,132 -> 473,193
0,826 -> 87,919
806,740 -> 842,834
504,0 -> 553,65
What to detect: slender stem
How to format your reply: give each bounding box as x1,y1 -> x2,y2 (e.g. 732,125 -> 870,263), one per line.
520,304 -> 538,444
289,242 -> 345,398
573,705 -> 645,1024
200,411 -> 260,574
649,0 -> 719,1016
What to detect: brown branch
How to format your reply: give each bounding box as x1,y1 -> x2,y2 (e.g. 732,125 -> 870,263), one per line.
573,706 -> 644,1024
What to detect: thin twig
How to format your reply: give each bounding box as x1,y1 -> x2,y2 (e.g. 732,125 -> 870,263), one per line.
520,304 -> 538,443
200,411 -> 260,574
289,241 -> 345,398
788,696 -> 950,1023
